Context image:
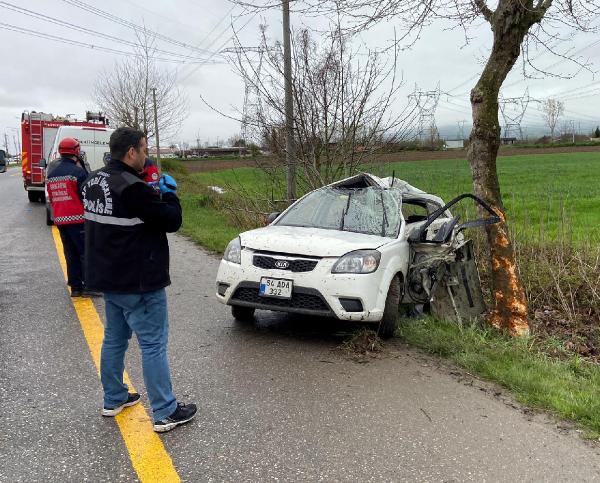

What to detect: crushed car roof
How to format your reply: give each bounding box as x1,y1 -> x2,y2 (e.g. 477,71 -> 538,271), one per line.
328,173 -> 445,206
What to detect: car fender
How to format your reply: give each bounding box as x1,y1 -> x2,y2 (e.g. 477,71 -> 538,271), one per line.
374,239 -> 410,310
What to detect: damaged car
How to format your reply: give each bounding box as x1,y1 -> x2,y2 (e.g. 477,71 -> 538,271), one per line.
215,173 -> 499,338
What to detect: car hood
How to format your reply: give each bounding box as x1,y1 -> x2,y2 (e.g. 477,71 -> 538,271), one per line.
241,225 -> 390,257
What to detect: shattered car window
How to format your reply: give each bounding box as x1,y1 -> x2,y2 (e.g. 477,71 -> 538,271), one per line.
276,187 -> 401,238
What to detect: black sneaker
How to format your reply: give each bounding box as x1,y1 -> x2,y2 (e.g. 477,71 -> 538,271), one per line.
102,393 -> 141,417
153,402 -> 197,433
70,288 -> 84,297
81,289 -> 102,298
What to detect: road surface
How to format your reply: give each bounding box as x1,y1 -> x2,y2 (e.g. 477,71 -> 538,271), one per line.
1,168 -> 599,482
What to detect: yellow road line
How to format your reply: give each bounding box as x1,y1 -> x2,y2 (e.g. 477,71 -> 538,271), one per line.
51,226 -> 180,482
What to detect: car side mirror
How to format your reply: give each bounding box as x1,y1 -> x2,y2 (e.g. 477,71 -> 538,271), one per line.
266,212 -> 281,225
39,158 -> 47,168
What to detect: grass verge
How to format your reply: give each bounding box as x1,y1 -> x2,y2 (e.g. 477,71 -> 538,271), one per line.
399,318 -> 600,440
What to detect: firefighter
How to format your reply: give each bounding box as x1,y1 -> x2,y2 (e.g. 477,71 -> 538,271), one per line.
46,137 -> 96,297
82,127 -> 196,432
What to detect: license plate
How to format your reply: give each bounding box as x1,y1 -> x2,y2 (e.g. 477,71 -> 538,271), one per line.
259,277 -> 293,299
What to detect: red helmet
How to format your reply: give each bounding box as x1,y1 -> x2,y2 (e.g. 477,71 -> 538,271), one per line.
58,137 -> 81,157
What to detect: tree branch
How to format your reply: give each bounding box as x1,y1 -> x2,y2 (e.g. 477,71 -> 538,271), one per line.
472,0 -> 493,22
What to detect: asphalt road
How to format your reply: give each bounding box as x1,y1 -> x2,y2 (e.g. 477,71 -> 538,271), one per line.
1,168 -> 599,482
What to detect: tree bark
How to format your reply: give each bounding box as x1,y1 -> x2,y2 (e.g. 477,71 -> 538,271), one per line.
467,1 -> 537,337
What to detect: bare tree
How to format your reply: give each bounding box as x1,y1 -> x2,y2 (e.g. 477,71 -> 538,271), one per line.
231,0 -> 599,336
226,25 -> 415,192
93,30 -> 188,142
541,98 -> 565,139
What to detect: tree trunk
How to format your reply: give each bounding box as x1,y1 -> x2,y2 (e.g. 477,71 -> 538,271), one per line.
467,5 -> 535,337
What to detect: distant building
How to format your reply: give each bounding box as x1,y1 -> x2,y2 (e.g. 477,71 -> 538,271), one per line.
444,139 -> 464,149
148,146 -> 178,158
183,146 -> 249,157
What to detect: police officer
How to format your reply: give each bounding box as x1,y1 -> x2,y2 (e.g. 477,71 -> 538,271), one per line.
82,127 -> 196,432
46,137 -> 94,297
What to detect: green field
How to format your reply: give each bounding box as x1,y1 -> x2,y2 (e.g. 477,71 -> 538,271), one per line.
170,151 -> 600,252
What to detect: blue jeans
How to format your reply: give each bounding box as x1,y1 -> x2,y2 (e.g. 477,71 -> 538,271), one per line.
101,289 -> 177,421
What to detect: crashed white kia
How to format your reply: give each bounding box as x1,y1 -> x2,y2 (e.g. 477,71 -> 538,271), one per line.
215,173 -> 499,338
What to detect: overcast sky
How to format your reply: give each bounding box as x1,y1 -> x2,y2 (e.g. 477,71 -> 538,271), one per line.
1,0 -> 599,150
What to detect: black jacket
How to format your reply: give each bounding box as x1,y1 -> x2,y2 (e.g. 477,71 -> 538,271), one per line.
82,160 -> 182,293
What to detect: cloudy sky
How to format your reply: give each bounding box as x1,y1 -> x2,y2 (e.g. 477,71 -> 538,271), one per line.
1,0 -> 598,150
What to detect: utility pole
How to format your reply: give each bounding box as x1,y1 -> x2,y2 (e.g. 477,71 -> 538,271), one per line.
151,88 -> 161,172
282,0 -> 295,201
3,132 -> 9,156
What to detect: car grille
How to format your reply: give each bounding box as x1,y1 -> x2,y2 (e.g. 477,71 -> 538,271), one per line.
230,282 -> 331,315
253,255 -> 318,272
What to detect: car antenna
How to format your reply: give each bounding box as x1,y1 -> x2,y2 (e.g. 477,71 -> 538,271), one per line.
391,170 -> 395,187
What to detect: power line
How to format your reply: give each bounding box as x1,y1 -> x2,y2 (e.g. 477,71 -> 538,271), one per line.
0,21 -> 221,64
0,1 -> 214,61
178,10 -> 260,84
59,0 -> 221,57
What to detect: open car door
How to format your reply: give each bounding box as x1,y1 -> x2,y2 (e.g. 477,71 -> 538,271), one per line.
404,194 -> 501,322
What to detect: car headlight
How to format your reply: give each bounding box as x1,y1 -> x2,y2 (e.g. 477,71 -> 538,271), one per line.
223,237 -> 242,264
332,250 -> 381,274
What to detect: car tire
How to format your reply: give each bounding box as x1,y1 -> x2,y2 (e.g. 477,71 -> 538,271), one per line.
231,305 -> 255,322
27,191 -> 38,203
378,275 -> 403,339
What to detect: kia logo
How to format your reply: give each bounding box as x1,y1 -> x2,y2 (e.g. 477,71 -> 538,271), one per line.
274,260 -> 290,269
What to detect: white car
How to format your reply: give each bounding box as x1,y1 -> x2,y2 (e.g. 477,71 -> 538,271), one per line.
216,173 -> 498,338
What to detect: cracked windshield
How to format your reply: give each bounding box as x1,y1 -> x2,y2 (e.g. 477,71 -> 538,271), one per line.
276,187 -> 401,237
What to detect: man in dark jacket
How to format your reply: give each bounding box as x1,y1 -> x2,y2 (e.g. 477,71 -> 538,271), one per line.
82,127 -> 196,432
46,137 -> 92,297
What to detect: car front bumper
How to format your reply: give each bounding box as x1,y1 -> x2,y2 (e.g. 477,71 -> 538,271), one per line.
215,249 -> 388,322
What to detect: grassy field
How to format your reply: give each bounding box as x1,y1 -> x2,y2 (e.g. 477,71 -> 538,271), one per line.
168,151 -> 600,251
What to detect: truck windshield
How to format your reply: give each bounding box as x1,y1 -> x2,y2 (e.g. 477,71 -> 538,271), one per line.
276,187 -> 401,238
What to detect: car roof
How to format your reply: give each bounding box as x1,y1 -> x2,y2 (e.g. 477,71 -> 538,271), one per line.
326,172 -> 445,206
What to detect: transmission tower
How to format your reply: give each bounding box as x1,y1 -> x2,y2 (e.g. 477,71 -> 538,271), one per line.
222,46 -> 267,145
457,120 -> 467,140
408,84 -> 441,144
499,88 -> 531,140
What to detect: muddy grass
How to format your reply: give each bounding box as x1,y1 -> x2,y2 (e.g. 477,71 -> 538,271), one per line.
337,329 -> 385,362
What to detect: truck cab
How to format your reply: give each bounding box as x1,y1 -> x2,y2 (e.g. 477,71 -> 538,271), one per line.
21,111 -> 109,202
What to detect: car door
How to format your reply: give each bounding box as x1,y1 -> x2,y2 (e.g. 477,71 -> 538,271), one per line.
404,194 -> 501,322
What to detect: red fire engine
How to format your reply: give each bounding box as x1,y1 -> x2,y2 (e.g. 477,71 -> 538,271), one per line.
21,111 -> 109,202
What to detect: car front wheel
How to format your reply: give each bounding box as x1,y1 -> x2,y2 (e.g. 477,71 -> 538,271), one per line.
231,305 -> 255,323
378,275 -> 403,339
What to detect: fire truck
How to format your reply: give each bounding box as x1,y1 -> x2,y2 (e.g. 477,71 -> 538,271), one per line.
21,111 -> 109,202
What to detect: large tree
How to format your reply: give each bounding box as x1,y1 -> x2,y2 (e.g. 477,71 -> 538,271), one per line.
234,0 -> 598,336
93,30 -> 188,141
541,98 -> 565,139
227,25 -> 414,192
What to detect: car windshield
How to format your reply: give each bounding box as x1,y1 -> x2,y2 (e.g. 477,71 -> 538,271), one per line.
276,186 -> 402,237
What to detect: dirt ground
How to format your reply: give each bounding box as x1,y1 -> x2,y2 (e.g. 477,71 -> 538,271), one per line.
184,145 -> 600,173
